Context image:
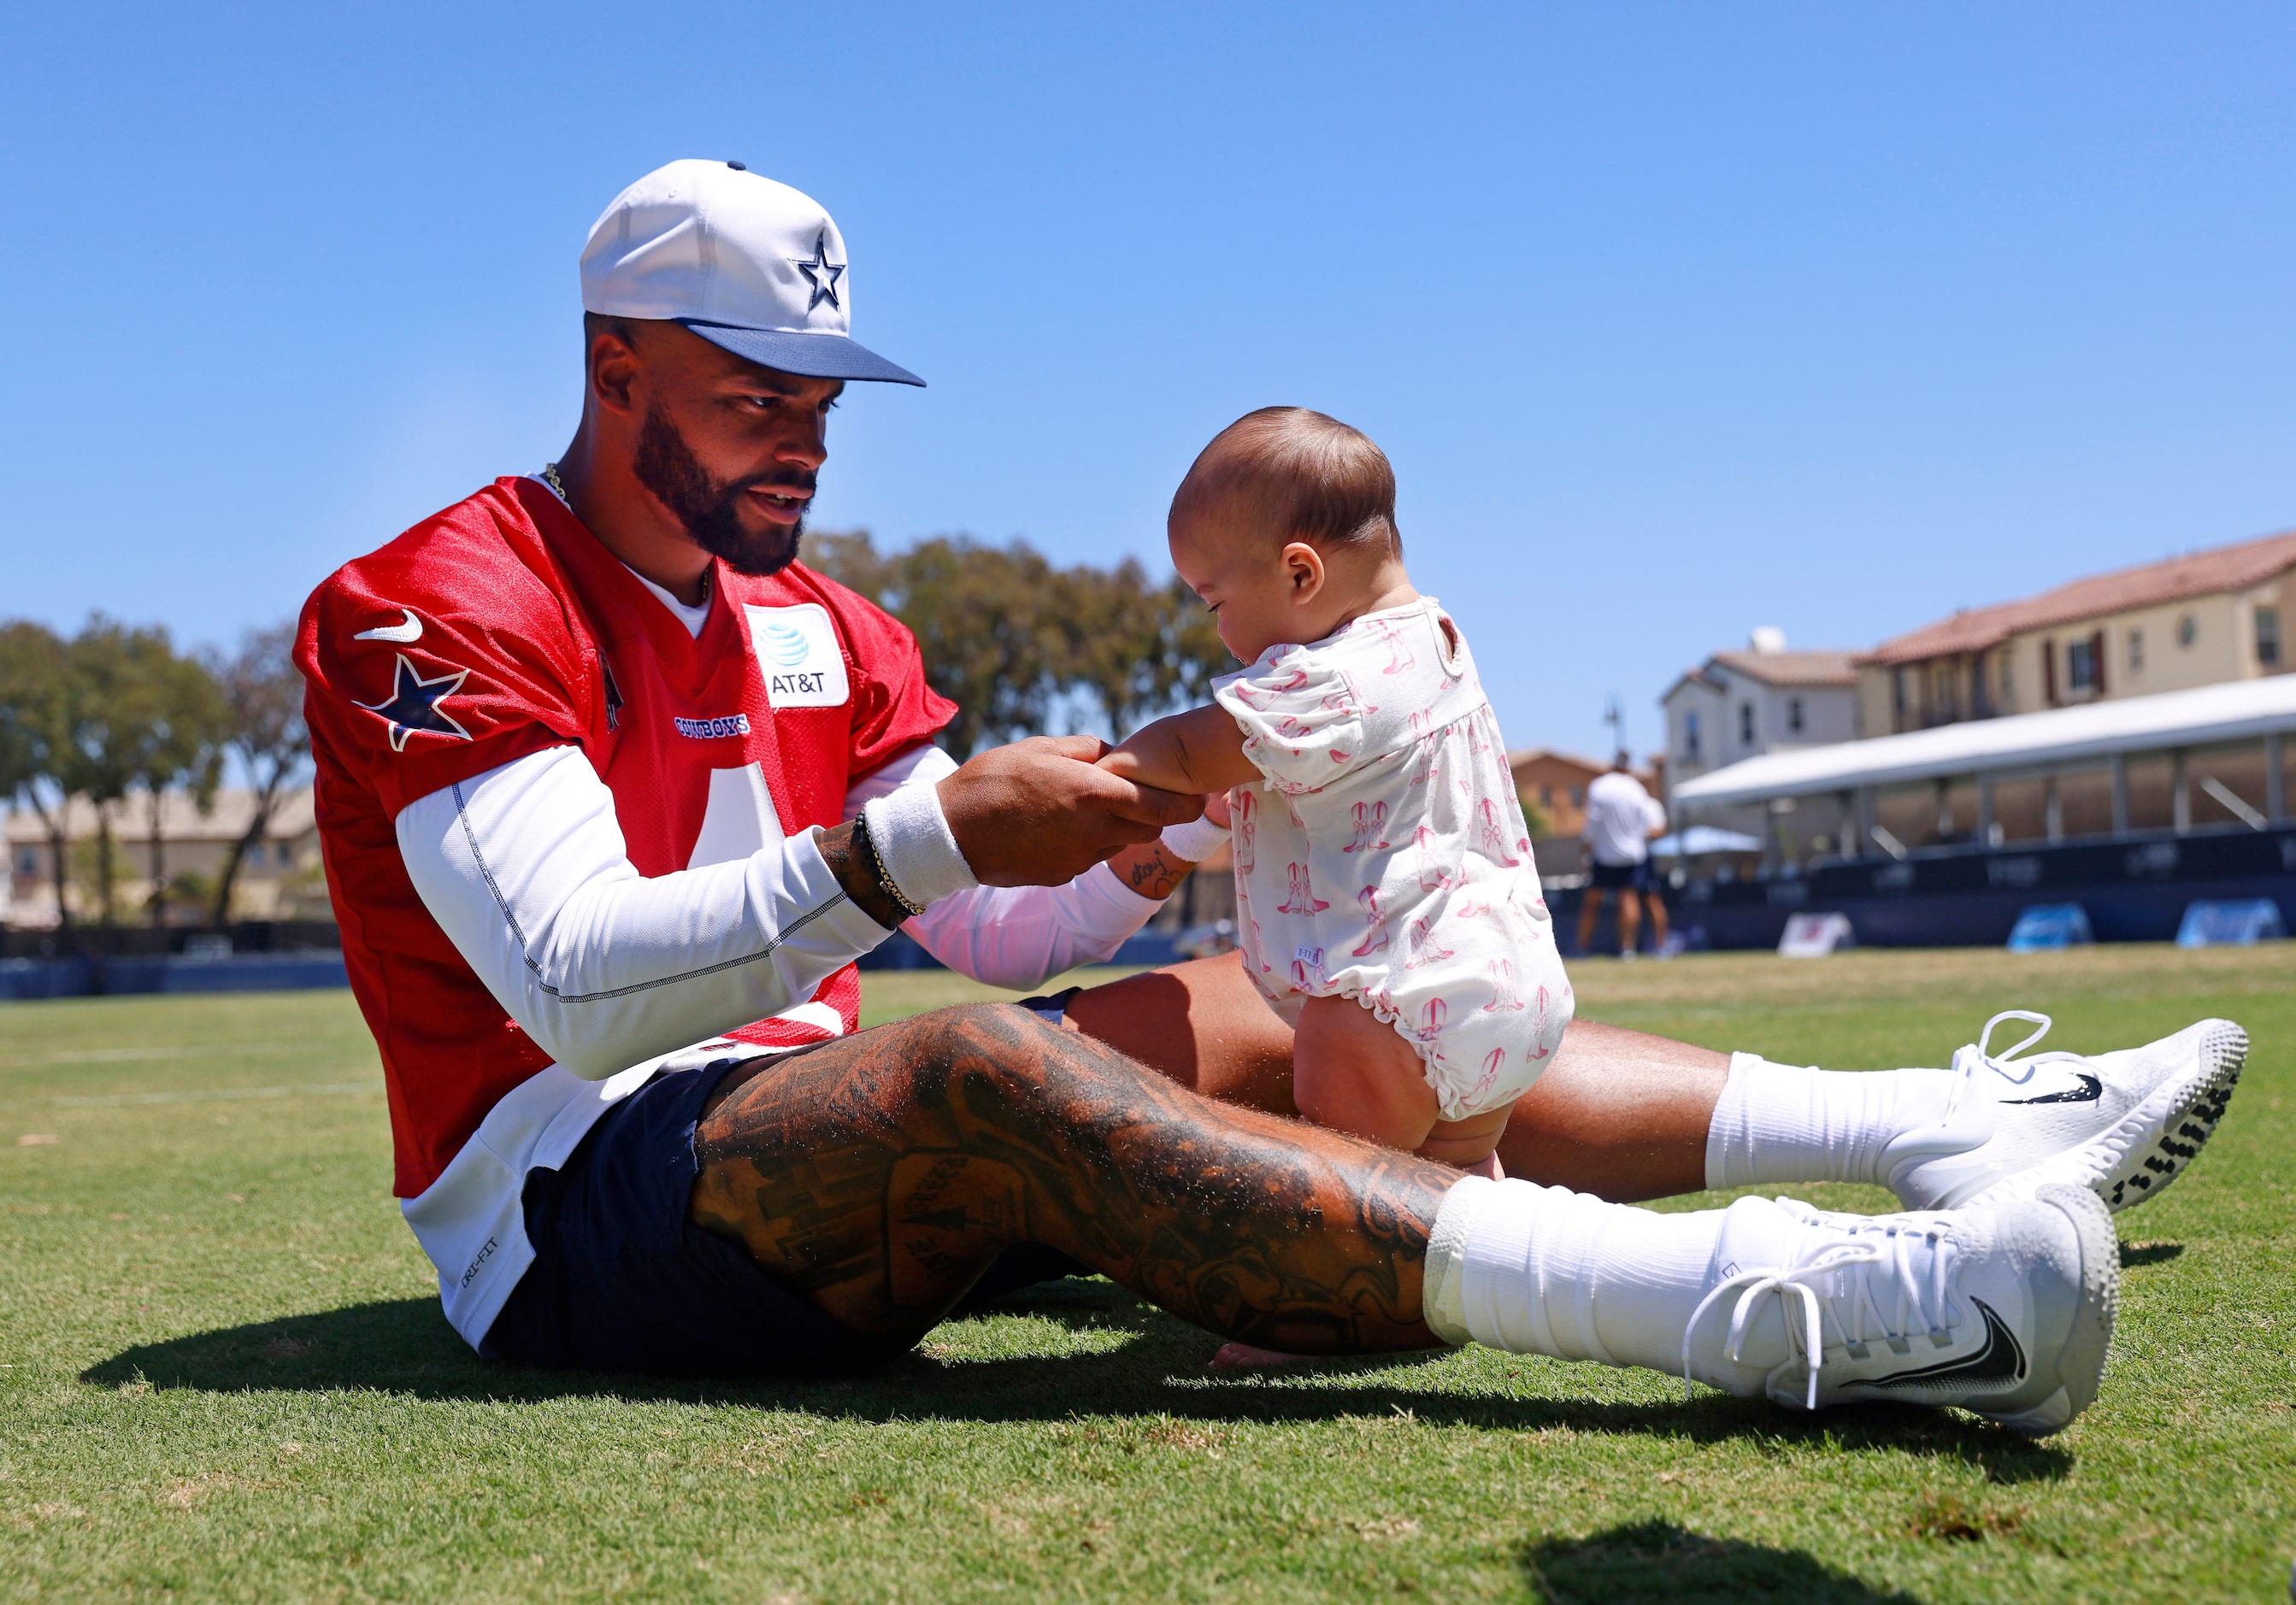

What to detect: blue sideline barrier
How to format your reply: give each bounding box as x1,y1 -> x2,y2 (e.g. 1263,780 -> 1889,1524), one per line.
0,952 -> 349,1001
857,929 -> 1184,973
13,932 -> 1181,997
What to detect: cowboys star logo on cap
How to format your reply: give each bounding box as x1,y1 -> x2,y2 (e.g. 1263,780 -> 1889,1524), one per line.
792,230 -> 845,312
355,653 -> 473,752
578,159 -> 922,386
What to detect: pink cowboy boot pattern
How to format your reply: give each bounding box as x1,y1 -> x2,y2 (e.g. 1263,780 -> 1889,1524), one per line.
1351,886 -> 1390,957
1233,789 -> 1257,873
1413,826 -> 1458,891
1404,914 -> 1456,970
1405,712 -> 1439,787
1467,1047 -> 1506,1106
1342,800 -> 1391,854
1372,617 -> 1416,675
1480,956 -> 1527,1013
1277,861 -> 1331,915
1330,667 -> 1377,716
1527,985 -> 1557,1060
1477,797 -> 1522,867
1413,997 -> 1448,1044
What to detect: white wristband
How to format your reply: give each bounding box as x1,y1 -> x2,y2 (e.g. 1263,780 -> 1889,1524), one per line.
863,783 -> 980,908
1158,813 -> 1231,865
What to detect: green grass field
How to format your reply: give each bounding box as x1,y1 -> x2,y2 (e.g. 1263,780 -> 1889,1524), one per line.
2,947 -> 2290,1602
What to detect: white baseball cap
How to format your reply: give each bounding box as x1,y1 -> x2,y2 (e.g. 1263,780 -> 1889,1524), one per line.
580,159 -> 923,387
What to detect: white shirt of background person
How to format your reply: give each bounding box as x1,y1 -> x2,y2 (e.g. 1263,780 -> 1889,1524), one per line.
1581,767 -> 1665,867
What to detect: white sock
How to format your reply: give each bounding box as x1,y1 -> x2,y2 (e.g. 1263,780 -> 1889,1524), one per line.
1422,1176 -> 1725,1375
1704,1054 -> 1961,1191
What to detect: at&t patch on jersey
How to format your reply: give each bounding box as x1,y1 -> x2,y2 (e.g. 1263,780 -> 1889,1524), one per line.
745,603 -> 851,708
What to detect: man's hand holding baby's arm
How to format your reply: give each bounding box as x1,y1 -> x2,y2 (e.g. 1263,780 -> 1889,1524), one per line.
1098,704 -> 1260,795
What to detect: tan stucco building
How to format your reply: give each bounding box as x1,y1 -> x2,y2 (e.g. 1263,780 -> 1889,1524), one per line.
4,787 -> 323,927
1857,528 -> 2296,738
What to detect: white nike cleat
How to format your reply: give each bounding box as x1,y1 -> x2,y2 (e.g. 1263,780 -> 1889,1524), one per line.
1882,1012 -> 2246,1214
1682,1184 -> 2118,1437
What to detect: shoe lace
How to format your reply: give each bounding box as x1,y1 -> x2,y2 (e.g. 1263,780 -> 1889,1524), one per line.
1946,1009 -> 2093,1107
1680,1209 -> 1963,1410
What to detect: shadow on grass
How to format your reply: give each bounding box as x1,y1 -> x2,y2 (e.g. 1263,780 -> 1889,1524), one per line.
1522,1520 -> 1922,1604
2117,1239 -> 2184,1267
82,1282 -> 2073,1483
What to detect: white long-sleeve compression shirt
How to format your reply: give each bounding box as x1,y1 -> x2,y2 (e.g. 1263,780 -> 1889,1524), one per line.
394,743 -> 1165,1079
850,746 -> 1165,989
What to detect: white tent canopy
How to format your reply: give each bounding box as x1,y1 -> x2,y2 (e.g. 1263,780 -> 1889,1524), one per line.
1651,826 -> 1765,856
1673,676 -> 2296,808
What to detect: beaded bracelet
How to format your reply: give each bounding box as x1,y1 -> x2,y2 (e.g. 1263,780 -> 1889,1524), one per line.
851,812 -> 926,920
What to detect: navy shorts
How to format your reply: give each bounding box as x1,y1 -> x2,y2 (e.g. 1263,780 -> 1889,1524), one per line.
1589,859 -> 1651,892
480,992 -> 1089,1378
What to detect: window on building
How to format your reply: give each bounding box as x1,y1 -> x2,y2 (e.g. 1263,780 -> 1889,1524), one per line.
1787,697 -> 1804,733
1738,702 -> 1755,746
1998,651 -> 2014,704
1683,711 -> 1701,761
2066,636 -> 2098,693
2128,628 -> 2145,674
2178,613 -> 2198,648
1893,667 -> 1909,721
1539,784 -> 1553,807
2258,607 -> 2283,668
1569,786 -> 1584,808
14,849 -> 34,878
1928,660 -> 1957,721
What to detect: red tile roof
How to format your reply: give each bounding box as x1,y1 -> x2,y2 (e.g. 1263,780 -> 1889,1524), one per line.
1860,528 -> 2296,667
1707,649 -> 1860,687
1505,746 -> 1608,776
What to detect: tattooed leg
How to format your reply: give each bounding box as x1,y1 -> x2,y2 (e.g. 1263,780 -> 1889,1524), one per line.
1064,953 -> 1726,1203
689,1002 -> 1455,1352
1061,950 -> 1300,1114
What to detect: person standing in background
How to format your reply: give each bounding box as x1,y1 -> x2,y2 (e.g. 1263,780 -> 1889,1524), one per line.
1576,753 -> 1668,958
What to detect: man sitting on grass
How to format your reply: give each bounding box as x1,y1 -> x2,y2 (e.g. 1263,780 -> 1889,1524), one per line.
296,160 -> 2246,1436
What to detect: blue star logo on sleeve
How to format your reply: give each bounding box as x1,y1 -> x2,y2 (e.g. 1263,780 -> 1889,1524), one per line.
792,229 -> 845,312
354,653 -> 473,753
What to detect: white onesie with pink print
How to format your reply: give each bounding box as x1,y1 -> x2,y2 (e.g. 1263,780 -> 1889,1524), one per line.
1213,597 -> 1575,1122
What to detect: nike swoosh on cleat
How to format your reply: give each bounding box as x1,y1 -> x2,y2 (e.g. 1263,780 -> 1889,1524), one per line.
353,608 -> 424,644
1852,1298 -> 2026,1392
1999,1073 -> 2103,1106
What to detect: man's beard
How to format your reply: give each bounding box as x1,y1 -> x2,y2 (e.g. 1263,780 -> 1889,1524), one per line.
631,402 -> 814,577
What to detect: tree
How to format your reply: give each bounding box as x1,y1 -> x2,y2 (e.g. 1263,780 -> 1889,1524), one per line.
57,617 -> 216,925
132,646 -> 227,925
1517,785 -> 1553,841
198,624 -> 310,927
0,620 -> 73,927
1058,561 -> 1235,741
804,531 -> 1239,756
807,531 -> 1073,758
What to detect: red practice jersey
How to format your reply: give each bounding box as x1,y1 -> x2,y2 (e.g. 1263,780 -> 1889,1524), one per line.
297,477 -> 955,1196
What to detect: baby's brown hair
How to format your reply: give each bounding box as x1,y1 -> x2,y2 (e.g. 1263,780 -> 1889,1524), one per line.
1169,407 -> 1401,556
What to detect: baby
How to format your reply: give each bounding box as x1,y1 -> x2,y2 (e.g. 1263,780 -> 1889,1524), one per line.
1102,407 -> 1575,1176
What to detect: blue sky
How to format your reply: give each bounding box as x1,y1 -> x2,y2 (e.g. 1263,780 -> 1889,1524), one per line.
4,3 -> 2293,759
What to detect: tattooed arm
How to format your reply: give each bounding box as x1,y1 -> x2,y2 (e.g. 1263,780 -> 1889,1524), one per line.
692,1001 -> 1457,1352
1103,838 -> 1197,900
